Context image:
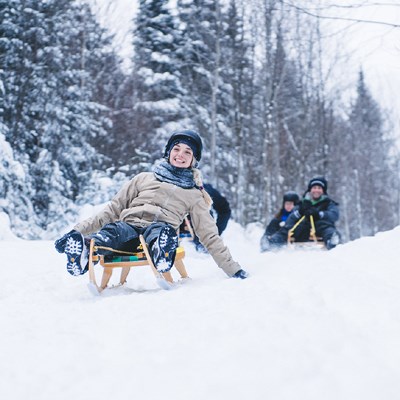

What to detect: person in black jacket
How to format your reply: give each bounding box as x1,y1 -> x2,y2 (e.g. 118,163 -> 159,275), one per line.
180,183 -> 231,252
263,177 -> 340,251
260,191 -> 299,252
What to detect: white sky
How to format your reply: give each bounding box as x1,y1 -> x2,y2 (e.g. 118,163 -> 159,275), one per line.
314,1 -> 400,132
85,0 -> 137,64
85,0 -> 400,136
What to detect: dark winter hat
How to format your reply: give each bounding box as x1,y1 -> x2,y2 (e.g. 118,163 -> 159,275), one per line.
164,129 -> 203,162
283,191 -> 300,204
308,177 -> 328,193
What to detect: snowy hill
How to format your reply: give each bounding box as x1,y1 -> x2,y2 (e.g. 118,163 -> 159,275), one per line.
1,220 -> 400,400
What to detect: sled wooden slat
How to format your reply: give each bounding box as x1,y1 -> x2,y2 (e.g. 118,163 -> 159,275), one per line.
288,233 -> 326,250
287,214 -> 326,250
88,235 -> 187,294
288,240 -> 326,250
138,234 -> 174,283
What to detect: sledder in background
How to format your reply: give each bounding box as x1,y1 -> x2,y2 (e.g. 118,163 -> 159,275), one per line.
180,183 -> 231,253
54,129 -> 249,285
261,177 -> 341,251
260,191 -> 299,252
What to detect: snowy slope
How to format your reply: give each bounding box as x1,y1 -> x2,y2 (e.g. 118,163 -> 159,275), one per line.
1,220 -> 400,400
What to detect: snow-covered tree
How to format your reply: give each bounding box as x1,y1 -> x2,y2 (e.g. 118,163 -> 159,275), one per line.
344,70 -> 395,238
0,0 -> 122,237
217,0 -> 255,224
176,0 -> 232,179
130,0 -> 183,159
1,0 -> 398,242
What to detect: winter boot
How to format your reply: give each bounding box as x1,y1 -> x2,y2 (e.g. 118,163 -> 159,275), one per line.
260,235 -> 271,252
326,232 -> 340,250
64,231 -> 89,276
232,269 -> 249,279
150,225 -> 178,273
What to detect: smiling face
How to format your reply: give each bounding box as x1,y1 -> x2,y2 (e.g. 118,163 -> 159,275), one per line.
310,185 -> 324,200
169,143 -> 194,168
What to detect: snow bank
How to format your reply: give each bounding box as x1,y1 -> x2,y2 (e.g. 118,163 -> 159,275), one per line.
1,222 -> 400,400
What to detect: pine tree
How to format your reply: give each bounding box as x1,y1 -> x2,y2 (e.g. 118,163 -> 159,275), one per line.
176,0 -> 230,179
346,70 -> 395,237
0,0 -> 120,236
130,0 -> 183,159
218,0 -> 254,224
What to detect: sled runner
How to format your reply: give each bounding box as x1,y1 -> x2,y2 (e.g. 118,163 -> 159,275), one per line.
87,234 -> 188,295
287,215 -> 326,250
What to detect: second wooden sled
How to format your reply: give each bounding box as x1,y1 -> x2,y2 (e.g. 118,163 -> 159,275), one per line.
87,234 -> 189,294
287,215 -> 326,250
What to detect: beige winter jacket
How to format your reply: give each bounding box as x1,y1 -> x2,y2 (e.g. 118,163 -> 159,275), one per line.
74,172 -> 241,276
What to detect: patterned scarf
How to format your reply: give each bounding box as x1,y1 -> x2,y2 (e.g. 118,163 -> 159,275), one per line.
153,161 -> 195,189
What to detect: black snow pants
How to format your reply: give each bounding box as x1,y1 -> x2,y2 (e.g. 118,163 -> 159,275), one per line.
89,221 -> 172,255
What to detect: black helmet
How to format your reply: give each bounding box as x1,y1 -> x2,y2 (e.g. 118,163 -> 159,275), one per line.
308,177 -> 328,193
164,129 -> 203,162
283,191 -> 300,204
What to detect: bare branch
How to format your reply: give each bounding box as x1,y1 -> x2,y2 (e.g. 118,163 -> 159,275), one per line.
281,1 -> 400,28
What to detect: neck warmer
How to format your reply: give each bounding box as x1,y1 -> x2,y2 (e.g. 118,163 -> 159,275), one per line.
304,192 -> 328,205
153,161 -> 195,189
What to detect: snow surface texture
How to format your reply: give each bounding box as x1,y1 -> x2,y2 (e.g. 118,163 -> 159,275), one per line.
1,218 -> 400,400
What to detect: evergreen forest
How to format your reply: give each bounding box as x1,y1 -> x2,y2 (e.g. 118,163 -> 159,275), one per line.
1,0 -> 398,241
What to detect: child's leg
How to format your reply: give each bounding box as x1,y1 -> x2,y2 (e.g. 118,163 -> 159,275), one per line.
91,222 -> 140,254
63,230 -> 89,276
293,222 -> 312,242
142,223 -> 178,273
316,221 -> 340,249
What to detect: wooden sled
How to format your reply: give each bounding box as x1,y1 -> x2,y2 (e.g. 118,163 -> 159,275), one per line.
287,215 -> 326,250
288,238 -> 326,250
87,234 -> 189,294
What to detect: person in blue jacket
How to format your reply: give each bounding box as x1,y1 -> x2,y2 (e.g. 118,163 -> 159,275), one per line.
260,191 -> 299,252
263,177 -> 341,251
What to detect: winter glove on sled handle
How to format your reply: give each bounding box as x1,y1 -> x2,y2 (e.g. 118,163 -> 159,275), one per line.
54,229 -> 79,253
232,269 -> 249,279
304,207 -> 320,220
294,200 -> 312,219
299,200 -> 312,214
